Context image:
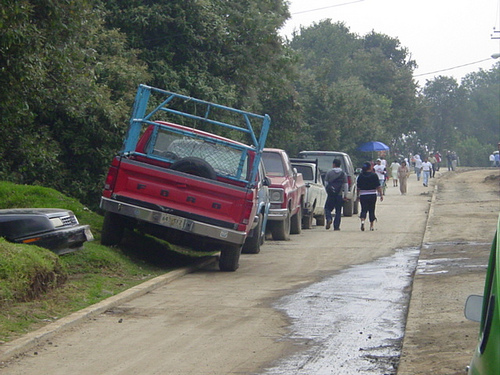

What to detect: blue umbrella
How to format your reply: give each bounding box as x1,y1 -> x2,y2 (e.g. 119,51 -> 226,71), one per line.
358,141 -> 390,152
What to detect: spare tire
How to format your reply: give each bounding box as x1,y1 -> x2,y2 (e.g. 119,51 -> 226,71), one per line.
170,157 -> 217,180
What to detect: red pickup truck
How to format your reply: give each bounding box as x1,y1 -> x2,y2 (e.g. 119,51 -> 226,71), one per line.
100,85 -> 270,271
262,148 -> 306,240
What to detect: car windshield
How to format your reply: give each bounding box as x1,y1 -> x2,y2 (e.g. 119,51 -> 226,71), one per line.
262,152 -> 286,177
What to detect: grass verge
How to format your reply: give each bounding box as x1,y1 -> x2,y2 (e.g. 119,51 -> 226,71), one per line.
0,181 -> 214,343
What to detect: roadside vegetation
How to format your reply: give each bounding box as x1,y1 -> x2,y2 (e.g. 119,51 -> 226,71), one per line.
0,182 -> 210,343
1,1 -> 498,212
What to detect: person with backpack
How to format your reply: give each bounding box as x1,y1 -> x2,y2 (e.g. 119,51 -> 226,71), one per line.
324,159 -> 348,231
356,161 -> 384,231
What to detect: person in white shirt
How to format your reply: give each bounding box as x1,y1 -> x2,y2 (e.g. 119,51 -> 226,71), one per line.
389,160 -> 400,187
414,154 -> 422,181
373,159 -> 386,194
421,157 -> 433,187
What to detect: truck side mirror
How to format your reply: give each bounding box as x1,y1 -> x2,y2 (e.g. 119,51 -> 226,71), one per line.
465,295 -> 483,322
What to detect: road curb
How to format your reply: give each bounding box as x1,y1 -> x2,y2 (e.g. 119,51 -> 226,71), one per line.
0,256 -> 217,363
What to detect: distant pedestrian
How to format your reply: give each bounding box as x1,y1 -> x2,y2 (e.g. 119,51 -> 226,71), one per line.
490,153 -> 496,167
434,151 -> 441,171
390,160 -> 400,187
374,159 -> 386,193
451,152 -> 458,170
414,154 -> 422,180
421,157 -> 433,187
495,152 -> 500,167
398,161 -> 410,195
356,162 -> 383,231
428,154 -> 437,177
446,151 -> 453,171
324,159 -> 348,231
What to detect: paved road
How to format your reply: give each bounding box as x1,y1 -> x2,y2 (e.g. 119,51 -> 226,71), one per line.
0,168 -> 497,374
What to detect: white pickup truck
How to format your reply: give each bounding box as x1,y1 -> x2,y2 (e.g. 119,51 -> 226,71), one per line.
290,158 -> 327,229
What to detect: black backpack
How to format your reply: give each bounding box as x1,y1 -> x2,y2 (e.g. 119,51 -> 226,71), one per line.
325,173 -> 344,196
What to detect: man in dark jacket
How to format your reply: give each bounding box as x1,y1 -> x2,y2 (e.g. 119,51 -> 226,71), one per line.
324,159 -> 348,231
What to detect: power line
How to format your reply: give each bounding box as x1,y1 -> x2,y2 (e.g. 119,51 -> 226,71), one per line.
414,58 -> 496,78
291,0 -> 366,15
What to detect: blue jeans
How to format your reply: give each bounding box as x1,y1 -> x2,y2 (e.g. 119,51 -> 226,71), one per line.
423,170 -> 430,186
415,167 -> 421,180
325,194 -> 343,229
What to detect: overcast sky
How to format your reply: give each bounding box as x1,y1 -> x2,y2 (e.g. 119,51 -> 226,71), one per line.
280,0 -> 500,86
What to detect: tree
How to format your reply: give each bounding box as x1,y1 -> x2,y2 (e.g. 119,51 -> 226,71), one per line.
421,76 -> 466,153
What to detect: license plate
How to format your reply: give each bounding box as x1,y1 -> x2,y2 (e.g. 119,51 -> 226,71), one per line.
84,227 -> 94,241
160,213 -> 186,230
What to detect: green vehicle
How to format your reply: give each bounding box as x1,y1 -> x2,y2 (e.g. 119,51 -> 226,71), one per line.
465,214 -> 500,374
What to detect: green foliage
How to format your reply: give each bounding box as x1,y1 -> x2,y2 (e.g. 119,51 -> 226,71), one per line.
0,181 -> 202,342
289,20 -> 415,157
0,239 -> 66,302
455,137 -> 492,167
0,0 -> 498,206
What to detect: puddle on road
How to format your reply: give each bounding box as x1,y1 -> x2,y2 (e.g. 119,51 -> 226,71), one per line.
262,247 -> 420,375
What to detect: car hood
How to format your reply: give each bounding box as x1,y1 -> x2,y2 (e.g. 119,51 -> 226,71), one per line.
0,208 -> 78,240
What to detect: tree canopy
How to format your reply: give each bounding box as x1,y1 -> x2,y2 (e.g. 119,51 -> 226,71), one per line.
1,0 -> 498,208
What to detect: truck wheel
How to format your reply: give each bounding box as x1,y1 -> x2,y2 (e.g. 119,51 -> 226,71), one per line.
242,214 -> 262,254
101,212 -> 125,246
302,213 -> 313,229
343,199 -> 353,217
219,245 -> 242,271
170,157 -> 217,180
290,207 -> 302,234
316,213 -> 326,226
270,210 -> 290,241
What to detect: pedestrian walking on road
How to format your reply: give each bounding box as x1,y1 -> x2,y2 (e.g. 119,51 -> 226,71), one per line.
324,159 -> 348,231
390,160 -> 400,187
398,161 -> 410,195
421,157 -> 433,187
374,159 -> 386,194
414,154 -> 422,181
428,154 -> 437,178
356,162 -> 383,231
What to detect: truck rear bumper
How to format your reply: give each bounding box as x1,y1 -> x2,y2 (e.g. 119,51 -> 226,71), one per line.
100,197 -> 246,246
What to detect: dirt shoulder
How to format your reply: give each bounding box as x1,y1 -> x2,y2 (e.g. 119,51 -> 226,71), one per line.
398,168 -> 500,375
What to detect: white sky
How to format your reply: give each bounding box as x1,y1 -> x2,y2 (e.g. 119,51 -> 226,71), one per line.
280,0 -> 500,86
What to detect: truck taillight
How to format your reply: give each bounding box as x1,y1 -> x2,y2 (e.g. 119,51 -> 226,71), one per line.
104,158 -> 120,191
347,175 -> 352,187
238,196 -> 256,231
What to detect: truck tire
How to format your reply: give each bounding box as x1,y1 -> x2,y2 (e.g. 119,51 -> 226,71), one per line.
271,210 -> 291,241
219,245 -> 242,271
101,212 -> 125,246
316,213 -> 326,226
302,213 -> 313,229
170,157 -> 217,180
343,199 -> 353,217
290,206 -> 302,234
242,214 -> 262,254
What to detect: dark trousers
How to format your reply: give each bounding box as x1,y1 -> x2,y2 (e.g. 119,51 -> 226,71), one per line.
359,194 -> 377,223
325,194 -> 343,229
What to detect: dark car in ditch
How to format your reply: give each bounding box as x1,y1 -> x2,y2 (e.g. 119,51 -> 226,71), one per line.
0,208 -> 94,255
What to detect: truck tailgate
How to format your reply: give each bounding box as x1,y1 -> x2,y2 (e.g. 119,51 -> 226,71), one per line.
111,159 -> 255,229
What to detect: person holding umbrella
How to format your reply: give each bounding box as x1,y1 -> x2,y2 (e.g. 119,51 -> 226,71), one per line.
356,162 -> 384,231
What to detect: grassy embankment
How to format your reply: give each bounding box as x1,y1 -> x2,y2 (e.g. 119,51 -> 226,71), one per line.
0,182 -> 211,343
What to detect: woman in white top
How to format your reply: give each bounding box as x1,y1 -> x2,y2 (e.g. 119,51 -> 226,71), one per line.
389,160 -> 400,187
